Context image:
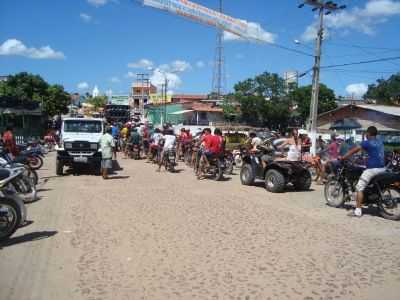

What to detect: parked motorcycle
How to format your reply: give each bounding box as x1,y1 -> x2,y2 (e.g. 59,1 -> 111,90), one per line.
0,168 -> 28,241
324,153 -> 400,220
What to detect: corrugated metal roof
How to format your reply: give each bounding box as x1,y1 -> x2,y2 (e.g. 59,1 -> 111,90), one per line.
358,105 -> 400,117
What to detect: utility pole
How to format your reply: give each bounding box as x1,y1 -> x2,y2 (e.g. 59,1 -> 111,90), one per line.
211,0 -> 226,99
164,77 -> 168,125
298,1 -> 346,155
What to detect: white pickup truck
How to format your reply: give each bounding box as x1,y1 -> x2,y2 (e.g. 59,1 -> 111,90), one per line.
55,117 -> 104,175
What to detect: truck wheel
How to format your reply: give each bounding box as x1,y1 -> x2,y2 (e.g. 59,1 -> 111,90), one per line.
294,171 -> 312,191
56,159 -> 63,176
265,169 -> 285,193
240,164 -> 255,186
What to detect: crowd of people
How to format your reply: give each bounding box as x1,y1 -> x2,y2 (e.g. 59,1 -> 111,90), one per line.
98,122 -> 227,179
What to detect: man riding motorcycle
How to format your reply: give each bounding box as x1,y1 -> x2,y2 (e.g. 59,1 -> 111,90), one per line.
157,129 -> 176,172
340,126 -> 386,218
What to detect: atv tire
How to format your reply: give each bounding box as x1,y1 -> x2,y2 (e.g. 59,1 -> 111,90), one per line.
240,164 -> 255,186
265,169 -> 285,193
294,171 -> 312,191
56,159 -> 63,176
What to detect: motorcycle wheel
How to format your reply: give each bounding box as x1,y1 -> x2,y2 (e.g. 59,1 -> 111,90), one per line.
184,151 -> 192,167
378,187 -> 400,221
308,166 -> 318,181
234,155 -> 243,169
240,164 -> 255,186
265,169 -> 285,193
28,168 -> 38,185
214,164 -> 224,181
224,159 -> 234,175
28,156 -> 43,170
324,178 -> 345,208
0,197 -> 22,241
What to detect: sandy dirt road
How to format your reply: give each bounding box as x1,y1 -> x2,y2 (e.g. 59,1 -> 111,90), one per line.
1,153 -> 400,300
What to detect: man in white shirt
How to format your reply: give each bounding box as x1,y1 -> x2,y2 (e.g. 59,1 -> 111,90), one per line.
158,129 -> 176,171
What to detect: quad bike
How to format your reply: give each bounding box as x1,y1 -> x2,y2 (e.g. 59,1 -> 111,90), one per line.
240,145 -> 312,193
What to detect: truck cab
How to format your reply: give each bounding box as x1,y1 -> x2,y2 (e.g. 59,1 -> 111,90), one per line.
56,117 -> 104,175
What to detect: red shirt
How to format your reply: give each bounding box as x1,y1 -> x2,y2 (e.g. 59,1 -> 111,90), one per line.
210,135 -> 223,154
202,134 -> 213,151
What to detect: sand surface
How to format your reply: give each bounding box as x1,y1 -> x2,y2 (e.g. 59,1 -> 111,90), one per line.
1,153 -> 400,300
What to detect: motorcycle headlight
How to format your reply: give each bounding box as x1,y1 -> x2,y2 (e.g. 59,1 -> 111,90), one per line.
64,142 -> 73,149
90,143 -> 98,150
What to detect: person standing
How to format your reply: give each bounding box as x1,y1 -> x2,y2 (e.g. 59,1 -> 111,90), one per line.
2,126 -> 18,157
99,126 -> 115,179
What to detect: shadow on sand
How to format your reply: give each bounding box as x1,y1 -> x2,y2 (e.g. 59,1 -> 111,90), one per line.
0,230 -> 58,249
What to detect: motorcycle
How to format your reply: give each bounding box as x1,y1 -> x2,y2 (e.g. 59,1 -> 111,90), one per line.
224,150 -> 234,175
163,149 -> 177,173
197,153 -> 225,181
0,168 -> 28,241
324,153 -> 400,220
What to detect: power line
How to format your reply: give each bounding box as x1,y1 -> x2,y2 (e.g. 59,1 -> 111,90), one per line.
263,42 -> 314,57
321,56 -> 400,69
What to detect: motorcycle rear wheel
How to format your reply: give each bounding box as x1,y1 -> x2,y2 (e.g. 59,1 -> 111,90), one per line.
324,178 -> 346,208
0,197 -> 21,241
28,156 -> 43,170
378,187 -> 400,221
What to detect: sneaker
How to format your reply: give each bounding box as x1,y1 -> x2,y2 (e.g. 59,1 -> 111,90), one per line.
348,208 -> 362,218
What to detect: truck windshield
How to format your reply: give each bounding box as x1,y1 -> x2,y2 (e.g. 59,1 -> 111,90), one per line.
64,120 -> 103,133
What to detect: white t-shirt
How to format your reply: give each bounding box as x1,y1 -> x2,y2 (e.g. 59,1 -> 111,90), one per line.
251,137 -> 262,148
163,134 -> 176,150
152,133 -> 163,145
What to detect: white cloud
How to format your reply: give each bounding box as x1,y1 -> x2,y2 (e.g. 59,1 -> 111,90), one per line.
301,0 -> 400,41
150,69 -> 182,91
171,60 -> 192,72
77,82 -> 89,90
0,39 -> 65,60
80,13 -> 92,23
345,83 -> 368,97
110,76 -> 120,83
196,61 -> 205,68
223,21 -> 276,43
87,0 -> 107,7
127,58 -> 154,69
125,71 -> 136,78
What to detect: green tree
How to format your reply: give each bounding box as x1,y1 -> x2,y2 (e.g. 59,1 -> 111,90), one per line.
87,96 -> 107,110
364,73 -> 400,105
234,71 -> 290,129
43,84 -> 70,116
289,84 -> 337,124
0,72 -> 70,117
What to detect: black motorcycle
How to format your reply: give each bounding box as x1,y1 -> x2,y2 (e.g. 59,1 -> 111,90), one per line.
163,149 -> 177,173
324,152 -> 400,220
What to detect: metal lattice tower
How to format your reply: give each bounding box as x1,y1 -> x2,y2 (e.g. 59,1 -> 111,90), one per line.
211,0 -> 226,99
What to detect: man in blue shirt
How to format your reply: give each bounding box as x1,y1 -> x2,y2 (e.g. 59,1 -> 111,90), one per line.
341,126 -> 386,217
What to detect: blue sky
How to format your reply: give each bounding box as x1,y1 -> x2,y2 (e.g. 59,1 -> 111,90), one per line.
1,0 -> 399,98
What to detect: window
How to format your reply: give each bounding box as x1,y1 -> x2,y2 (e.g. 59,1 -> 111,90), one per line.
64,120 -> 102,133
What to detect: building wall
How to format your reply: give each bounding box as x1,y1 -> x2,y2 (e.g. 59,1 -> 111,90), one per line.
318,106 -> 400,131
